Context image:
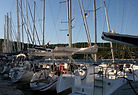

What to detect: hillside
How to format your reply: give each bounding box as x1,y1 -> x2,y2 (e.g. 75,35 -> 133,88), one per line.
0,39 -> 138,59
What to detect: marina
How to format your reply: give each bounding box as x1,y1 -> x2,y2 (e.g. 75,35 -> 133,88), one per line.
0,0 -> 138,95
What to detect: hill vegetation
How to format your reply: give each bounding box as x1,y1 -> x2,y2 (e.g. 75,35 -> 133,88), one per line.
0,39 -> 138,59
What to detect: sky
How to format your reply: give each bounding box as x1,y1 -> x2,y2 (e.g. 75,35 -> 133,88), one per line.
0,0 -> 138,45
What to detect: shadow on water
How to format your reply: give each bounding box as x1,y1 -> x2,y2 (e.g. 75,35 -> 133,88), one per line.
16,83 -> 57,95
22,90 -> 57,95
0,75 -> 69,95
17,83 -> 71,95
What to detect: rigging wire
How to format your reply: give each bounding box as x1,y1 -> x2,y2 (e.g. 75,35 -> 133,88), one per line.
35,2 -> 43,41
58,0 -> 69,44
27,2 -> 37,44
11,18 -> 17,42
102,0 -> 110,32
47,0 -> 60,43
24,1 -> 41,45
102,0 -> 110,54
18,1 -> 33,44
124,1 -> 131,35
121,0 -> 125,34
11,20 -> 19,52
57,1 -> 65,43
124,0 -> 138,35
119,1 -> 134,59
74,0 -> 89,44
19,0 -> 32,44
86,0 -> 92,10
26,0 -> 42,45
21,0 -> 35,45
77,0 -> 91,46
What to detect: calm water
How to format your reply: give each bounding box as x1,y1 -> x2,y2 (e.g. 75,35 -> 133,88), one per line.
38,59 -> 138,65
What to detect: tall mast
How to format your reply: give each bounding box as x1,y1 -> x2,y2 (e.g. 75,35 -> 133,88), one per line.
93,0 -> 97,44
6,14 -> 9,53
21,0 -> 24,50
33,1 -> 36,46
78,0 -> 92,46
42,0 -> 45,46
67,0 -> 72,48
26,0 -> 30,49
93,0 -> 97,62
103,0 -> 115,62
16,0 -> 20,52
10,12 -> 12,52
3,15 -> 6,53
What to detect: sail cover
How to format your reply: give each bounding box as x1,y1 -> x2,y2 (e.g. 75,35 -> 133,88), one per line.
28,45 -> 98,57
102,32 -> 138,47
52,45 -> 98,56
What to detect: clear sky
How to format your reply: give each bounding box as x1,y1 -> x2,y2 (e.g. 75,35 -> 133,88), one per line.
0,0 -> 138,45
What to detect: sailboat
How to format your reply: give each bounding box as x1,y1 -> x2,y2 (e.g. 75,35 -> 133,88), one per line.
30,65 -> 58,91
9,53 -> 34,83
57,0 -> 138,95
0,54 -> 11,74
30,0 -> 98,92
0,62 -> 11,75
56,0 -> 98,93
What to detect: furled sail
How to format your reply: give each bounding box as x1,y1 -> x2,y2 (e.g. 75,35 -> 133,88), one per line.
52,44 -> 98,56
28,45 -> 98,57
102,32 -> 138,47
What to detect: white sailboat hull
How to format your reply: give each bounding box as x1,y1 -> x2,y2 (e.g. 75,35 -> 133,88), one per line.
30,70 -> 58,91
9,68 -> 34,83
69,64 -> 138,95
56,74 -> 74,94
70,80 -> 138,95
1,65 -> 11,74
111,81 -> 138,95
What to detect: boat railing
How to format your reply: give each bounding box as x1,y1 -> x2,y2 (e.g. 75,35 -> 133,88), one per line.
94,63 -> 137,81
93,65 -> 104,95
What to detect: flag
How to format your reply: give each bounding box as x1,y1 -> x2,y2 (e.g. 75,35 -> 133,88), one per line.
46,41 -> 50,47
85,12 -> 89,18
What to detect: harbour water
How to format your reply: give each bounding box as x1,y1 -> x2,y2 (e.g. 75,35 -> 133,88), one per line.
0,75 -> 57,95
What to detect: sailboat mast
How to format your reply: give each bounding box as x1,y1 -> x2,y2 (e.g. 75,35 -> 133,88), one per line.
25,0 -> 29,51
103,0 -> 115,62
7,13 -> 9,53
21,0 -> 24,50
4,16 -> 6,53
9,12 -> 12,53
77,0 -> 92,47
67,0 -> 72,48
93,0 -> 97,62
104,1 -> 110,31
93,0 -> 97,44
42,0 -> 45,46
16,0 -> 20,52
33,1 -> 36,46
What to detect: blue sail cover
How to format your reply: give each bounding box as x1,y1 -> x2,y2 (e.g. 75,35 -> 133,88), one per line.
102,32 -> 138,47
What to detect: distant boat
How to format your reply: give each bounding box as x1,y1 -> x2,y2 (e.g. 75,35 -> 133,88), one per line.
0,55 -> 11,75
0,63 -> 11,75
